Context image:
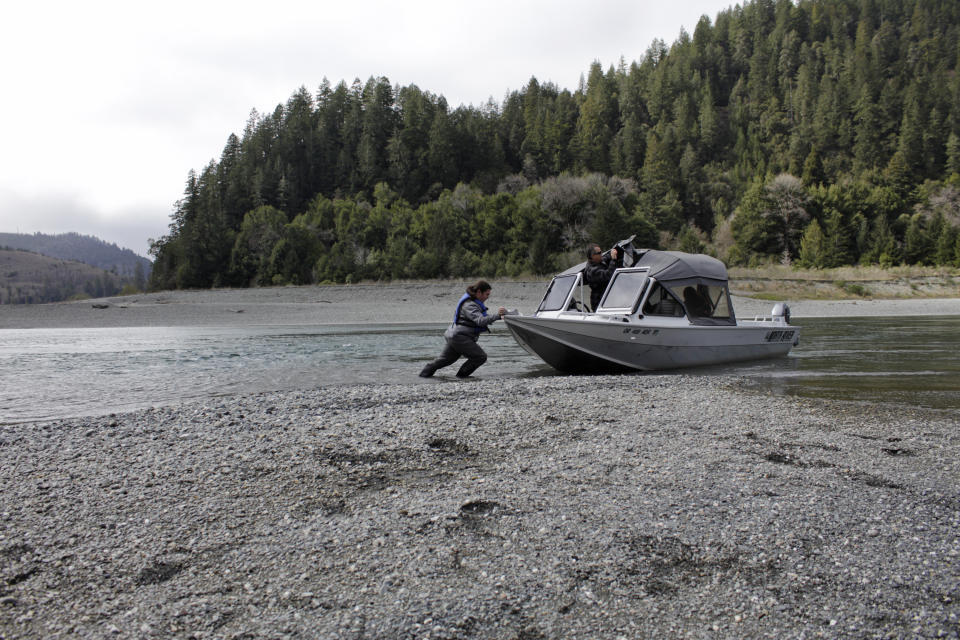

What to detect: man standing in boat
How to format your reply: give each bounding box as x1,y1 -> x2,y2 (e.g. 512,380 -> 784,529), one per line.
583,243 -> 619,311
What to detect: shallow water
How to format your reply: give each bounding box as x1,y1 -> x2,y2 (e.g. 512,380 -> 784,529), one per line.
1,316 -> 957,423
733,315 -> 960,410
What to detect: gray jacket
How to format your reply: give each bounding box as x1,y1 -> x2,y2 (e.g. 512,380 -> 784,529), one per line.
444,297 -> 500,341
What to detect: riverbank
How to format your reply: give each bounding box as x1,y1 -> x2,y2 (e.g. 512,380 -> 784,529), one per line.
2,282 -> 958,638
728,264 -> 960,300
1,376 -> 958,638
1,280 -> 960,329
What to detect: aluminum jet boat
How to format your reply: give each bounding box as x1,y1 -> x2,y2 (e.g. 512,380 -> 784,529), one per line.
503,239 -> 800,373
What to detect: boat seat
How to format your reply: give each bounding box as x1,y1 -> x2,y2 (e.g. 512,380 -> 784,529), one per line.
643,283 -> 684,317
683,286 -> 711,317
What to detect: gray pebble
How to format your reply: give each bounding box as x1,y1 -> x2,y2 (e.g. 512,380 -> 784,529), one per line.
0,375 -> 957,638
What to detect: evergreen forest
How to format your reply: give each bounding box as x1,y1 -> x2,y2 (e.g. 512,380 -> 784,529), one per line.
149,0 -> 960,290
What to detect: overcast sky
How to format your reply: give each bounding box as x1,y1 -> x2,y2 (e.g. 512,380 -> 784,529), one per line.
0,0 -> 733,258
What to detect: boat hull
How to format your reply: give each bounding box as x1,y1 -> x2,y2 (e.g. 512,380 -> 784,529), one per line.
504,315 -> 798,373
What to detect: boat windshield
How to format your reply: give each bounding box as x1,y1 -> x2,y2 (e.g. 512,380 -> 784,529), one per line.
537,274 -> 578,312
598,270 -> 649,312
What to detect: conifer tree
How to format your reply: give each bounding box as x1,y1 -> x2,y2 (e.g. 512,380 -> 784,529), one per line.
823,208 -> 854,267
572,62 -> 617,173
902,213 -> 931,265
946,132 -> 960,176
798,218 -> 827,268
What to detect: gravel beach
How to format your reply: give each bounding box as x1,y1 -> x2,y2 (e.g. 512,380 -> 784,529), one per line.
1,284 -> 959,639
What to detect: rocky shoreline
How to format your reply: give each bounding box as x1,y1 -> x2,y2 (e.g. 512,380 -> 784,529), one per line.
2,283 -> 959,638
1,375 -> 958,639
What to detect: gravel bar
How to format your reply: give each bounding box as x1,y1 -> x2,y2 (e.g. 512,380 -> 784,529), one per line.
1,375 -> 958,639
3,282 -> 960,329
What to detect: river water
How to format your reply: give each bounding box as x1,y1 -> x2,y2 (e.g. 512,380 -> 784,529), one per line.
1,316 -> 958,424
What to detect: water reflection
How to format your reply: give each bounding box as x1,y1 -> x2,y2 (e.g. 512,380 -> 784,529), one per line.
732,316 -> 960,410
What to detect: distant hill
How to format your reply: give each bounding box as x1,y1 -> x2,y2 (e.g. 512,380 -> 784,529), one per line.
0,248 -> 124,304
0,232 -> 151,279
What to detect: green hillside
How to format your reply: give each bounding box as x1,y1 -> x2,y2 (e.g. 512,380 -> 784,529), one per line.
0,249 -> 123,304
0,232 -> 151,279
149,0 -> 960,290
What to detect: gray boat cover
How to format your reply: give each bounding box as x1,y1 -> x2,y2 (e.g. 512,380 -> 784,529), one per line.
633,250 -> 728,284
559,247 -> 728,285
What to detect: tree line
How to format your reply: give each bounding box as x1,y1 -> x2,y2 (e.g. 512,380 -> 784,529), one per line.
149,0 -> 960,290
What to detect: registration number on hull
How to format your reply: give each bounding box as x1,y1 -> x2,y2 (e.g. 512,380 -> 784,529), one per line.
764,330 -> 796,343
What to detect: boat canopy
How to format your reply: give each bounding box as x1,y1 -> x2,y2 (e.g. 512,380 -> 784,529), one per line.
553,243 -> 735,325
633,250 -> 728,285
558,248 -> 728,286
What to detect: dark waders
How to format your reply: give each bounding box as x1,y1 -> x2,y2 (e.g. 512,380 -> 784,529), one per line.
419,332 -> 488,378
